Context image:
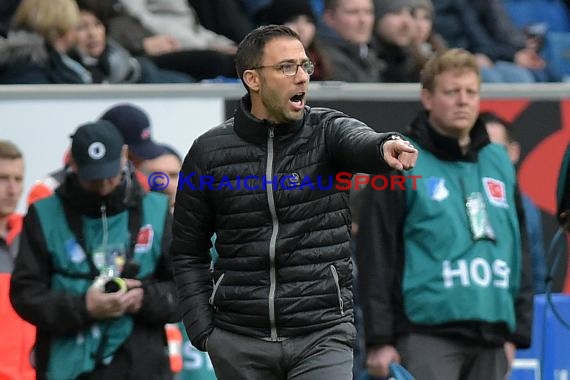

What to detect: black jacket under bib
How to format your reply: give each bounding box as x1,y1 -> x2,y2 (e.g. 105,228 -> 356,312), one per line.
171,95 -> 397,350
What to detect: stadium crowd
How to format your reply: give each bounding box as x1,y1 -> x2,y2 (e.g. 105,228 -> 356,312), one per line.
1,0 -> 569,84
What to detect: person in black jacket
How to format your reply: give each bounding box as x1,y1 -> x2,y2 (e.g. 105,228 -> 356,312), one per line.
170,24 -> 418,380
356,48 -> 533,380
10,121 -> 178,380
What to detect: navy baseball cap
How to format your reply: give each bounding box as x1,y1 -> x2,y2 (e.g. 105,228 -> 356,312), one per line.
71,120 -> 124,181
99,103 -> 166,160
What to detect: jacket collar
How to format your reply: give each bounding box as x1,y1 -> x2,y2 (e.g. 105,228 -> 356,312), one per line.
407,110 -> 490,162
233,94 -> 305,145
56,167 -> 142,218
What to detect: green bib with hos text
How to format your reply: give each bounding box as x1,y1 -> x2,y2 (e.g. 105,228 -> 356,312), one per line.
403,141 -> 521,331
33,192 -> 169,380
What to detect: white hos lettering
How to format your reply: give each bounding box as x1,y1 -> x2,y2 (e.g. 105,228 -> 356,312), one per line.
442,258 -> 510,288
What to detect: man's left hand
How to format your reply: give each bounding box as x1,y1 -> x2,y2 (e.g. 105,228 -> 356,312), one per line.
123,279 -> 144,314
383,139 -> 418,170
504,341 -> 516,379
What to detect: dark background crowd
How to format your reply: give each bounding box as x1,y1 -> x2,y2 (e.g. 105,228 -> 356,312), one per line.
1,0 -> 570,85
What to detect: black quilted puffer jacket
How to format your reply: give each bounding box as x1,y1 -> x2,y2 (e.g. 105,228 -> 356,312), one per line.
171,95 -> 397,351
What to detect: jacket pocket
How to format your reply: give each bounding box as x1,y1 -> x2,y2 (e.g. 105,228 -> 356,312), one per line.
330,265 -> 345,316
209,273 -> 225,306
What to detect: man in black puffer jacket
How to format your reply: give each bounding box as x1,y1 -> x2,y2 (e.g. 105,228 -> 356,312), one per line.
171,24 -> 418,380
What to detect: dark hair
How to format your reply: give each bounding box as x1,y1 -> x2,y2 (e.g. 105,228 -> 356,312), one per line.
324,0 -> 340,10
161,144 -> 182,162
262,0 -> 316,25
75,0 -> 118,27
479,111 -> 514,142
235,24 -> 301,91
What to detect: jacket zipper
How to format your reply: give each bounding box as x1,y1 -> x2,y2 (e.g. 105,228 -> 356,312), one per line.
330,265 -> 345,316
209,273 -> 225,306
266,127 -> 279,341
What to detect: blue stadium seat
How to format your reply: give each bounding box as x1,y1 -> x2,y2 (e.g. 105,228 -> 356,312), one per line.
503,1 -> 570,32
544,31 -> 570,81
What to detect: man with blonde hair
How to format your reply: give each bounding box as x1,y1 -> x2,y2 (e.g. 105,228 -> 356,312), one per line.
0,0 -> 92,84
357,48 -> 533,380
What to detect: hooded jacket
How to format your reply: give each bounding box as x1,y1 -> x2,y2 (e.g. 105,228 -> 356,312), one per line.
357,111 -> 534,349
171,95 -> 398,351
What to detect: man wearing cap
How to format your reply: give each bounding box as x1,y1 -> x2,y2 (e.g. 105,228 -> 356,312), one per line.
10,121 -> 178,380
25,103 -> 161,205
99,103 -> 167,166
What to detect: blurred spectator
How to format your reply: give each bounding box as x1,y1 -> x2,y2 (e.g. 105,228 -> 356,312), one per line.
409,0 -> 447,80
373,0 -> 416,82
139,145 -> 182,211
470,0 -> 550,82
188,0 -> 254,43
107,0 -> 238,80
71,0 -> 194,84
481,111 -> 547,294
116,0 -> 236,52
320,0 -> 383,82
0,0 -> 92,84
10,121 -> 178,380
432,0 -> 541,83
262,0 -> 333,80
99,103 -> 168,168
0,0 -> 20,37
26,156 -> 71,206
27,103 -> 162,207
0,140 -> 36,380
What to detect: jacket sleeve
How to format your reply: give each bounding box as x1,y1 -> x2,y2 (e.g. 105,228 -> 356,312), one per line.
510,186 -> 534,348
355,177 -> 407,348
136,212 -> 179,324
9,205 -> 94,335
170,140 -> 215,352
324,112 -> 400,174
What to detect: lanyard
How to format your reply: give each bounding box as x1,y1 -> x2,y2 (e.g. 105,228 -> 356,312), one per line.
61,197 -> 142,279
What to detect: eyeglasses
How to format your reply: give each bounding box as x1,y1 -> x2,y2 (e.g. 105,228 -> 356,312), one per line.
251,61 -> 315,77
